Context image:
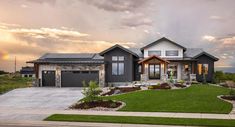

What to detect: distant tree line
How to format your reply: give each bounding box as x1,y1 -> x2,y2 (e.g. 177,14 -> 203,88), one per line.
0,70 -> 8,75
214,71 -> 235,83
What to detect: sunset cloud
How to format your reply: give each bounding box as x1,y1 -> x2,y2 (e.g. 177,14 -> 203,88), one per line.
0,0 -> 235,71
82,0 -> 148,12
121,13 -> 153,27
202,35 -> 216,42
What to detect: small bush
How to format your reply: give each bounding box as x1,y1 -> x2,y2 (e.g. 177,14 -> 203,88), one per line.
178,80 -> 185,84
110,102 -> 117,108
82,81 -> 102,102
148,83 -> 171,90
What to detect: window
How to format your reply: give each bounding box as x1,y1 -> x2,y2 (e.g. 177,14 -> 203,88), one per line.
203,64 -> 208,75
166,50 -> 179,56
148,50 -> 161,56
167,64 -> 178,79
112,56 -> 124,61
118,63 -> 124,75
112,56 -> 118,61
112,63 -> 124,75
112,56 -> 125,75
198,64 -> 208,75
138,65 -> 142,73
198,64 -> 202,75
112,63 -> 118,75
184,64 -> 189,72
118,56 -> 124,61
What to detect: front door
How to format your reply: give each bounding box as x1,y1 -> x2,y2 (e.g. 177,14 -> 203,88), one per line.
149,64 -> 160,79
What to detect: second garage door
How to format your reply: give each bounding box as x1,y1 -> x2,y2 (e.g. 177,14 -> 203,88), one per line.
61,71 -> 99,87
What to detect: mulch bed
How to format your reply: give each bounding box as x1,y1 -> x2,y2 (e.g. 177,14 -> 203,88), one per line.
221,95 -> 235,101
101,86 -> 141,96
70,100 -> 122,109
174,83 -> 187,88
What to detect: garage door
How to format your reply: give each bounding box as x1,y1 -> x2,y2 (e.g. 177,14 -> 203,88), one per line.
42,71 -> 55,86
61,71 -> 99,87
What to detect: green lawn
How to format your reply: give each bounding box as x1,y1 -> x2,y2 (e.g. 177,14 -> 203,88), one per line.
45,114 -> 235,127
103,84 -> 232,114
0,75 -> 32,94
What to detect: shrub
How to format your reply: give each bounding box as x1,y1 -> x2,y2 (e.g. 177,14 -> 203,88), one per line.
148,83 -> 171,90
178,80 -> 185,85
148,85 -> 154,90
169,70 -> 174,83
82,81 -> 102,102
110,102 -> 117,108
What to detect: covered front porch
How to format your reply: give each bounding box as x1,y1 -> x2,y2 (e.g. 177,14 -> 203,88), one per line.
138,55 -> 196,82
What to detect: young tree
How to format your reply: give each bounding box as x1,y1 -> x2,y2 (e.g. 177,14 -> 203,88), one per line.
82,81 -> 102,102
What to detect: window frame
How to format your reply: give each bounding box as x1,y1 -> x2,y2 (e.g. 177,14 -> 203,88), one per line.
165,50 -> 179,56
112,56 -> 125,76
148,50 -> 161,56
197,63 -> 208,75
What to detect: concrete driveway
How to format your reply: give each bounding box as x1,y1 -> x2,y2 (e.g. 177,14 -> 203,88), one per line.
0,87 -> 84,110
0,87 -> 84,121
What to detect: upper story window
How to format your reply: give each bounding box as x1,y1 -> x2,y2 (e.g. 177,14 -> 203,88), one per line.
165,50 -> 179,56
112,56 -> 124,61
148,50 -> 161,56
112,56 -> 124,75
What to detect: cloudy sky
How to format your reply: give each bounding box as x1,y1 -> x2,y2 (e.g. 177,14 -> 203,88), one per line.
0,0 -> 235,72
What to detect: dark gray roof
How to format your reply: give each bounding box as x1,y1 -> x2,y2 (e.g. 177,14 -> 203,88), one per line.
128,48 -> 143,57
28,53 -> 104,64
99,44 -> 139,57
183,48 -> 219,61
40,53 -> 99,59
183,48 -> 203,58
141,37 -> 187,52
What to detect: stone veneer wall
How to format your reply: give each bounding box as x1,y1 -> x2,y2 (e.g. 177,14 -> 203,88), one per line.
38,64 -> 105,87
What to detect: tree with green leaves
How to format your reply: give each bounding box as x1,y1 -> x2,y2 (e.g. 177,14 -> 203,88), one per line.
82,81 -> 102,102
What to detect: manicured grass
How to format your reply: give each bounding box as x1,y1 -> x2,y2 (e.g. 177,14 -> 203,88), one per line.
0,75 -> 32,94
45,114 -> 235,127
103,85 -> 232,114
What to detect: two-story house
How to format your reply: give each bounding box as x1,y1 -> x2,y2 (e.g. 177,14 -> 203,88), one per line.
28,37 -> 219,87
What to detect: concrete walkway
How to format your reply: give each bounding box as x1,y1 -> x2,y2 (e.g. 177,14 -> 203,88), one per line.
0,120 -> 193,127
0,108 -> 235,121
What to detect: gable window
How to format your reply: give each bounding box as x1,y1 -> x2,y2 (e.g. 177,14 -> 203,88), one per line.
148,50 -> 161,56
198,64 -> 208,75
112,56 -> 124,75
166,50 -> 178,56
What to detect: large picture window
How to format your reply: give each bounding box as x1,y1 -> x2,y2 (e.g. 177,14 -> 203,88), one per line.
112,56 -> 124,75
198,64 -> 208,75
166,50 -> 179,56
148,50 -> 161,56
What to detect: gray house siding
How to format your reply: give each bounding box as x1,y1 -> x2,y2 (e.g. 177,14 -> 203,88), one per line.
196,54 -> 215,82
134,58 -> 141,81
103,47 -> 135,85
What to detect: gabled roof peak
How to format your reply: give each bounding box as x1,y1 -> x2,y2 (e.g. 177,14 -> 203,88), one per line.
141,37 -> 187,52
99,44 -> 139,57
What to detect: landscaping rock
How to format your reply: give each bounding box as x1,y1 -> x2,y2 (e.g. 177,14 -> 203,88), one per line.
220,81 -> 235,88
